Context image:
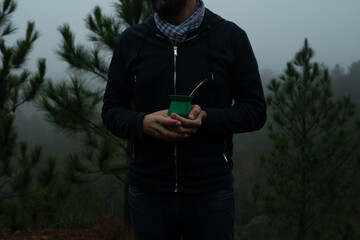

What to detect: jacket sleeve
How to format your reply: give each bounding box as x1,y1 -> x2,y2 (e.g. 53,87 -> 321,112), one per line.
101,36 -> 145,142
202,29 -> 267,136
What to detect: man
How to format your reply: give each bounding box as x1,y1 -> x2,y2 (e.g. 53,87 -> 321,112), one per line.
102,0 -> 267,239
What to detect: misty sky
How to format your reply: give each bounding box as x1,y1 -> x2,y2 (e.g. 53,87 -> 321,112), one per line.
8,0 -> 360,79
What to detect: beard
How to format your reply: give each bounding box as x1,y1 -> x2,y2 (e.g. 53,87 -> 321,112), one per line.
150,0 -> 187,20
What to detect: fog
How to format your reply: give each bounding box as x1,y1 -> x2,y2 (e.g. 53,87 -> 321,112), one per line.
6,0 -> 360,158
3,1 -> 360,236
9,0 -> 360,79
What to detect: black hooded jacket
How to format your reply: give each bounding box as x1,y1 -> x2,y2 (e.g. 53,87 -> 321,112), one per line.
102,9 -> 267,193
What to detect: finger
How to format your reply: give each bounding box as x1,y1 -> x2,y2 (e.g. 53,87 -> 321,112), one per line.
158,115 -> 182,127
170,113 -> 196,127
189,105 -> 202,120
171,112 -> 202,129
155,125 -> 190,141
168,125 -> 198,134
170,112 -> 186,121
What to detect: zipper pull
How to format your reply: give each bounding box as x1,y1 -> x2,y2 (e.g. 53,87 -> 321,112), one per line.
223,154 -> 229,162
174,46 -> 178,56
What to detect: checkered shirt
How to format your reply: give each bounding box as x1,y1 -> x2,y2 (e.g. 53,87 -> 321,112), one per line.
154,0 -> 205,44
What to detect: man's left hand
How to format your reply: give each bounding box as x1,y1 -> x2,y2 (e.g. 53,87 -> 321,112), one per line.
169,104 -> 207,135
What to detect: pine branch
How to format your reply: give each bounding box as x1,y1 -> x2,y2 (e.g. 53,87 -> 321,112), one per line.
85,6 -> 122,52
36,157 -> 57,188
56,24 -> 108,82
0,0 -> 17,35
11,21 -> 39,68
115,0 -> 152,27
3,58 -> 46,115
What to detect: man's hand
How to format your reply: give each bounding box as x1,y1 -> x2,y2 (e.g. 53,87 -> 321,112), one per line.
170,104 -> 208,134
142,110 -> 191,141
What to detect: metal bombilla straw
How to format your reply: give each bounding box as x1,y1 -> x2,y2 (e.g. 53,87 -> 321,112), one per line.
189,79 -> 208,97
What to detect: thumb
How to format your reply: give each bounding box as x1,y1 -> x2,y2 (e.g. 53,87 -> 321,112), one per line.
189,105 -> 201,120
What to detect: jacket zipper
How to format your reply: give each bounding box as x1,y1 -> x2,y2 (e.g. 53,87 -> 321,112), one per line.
173,45 -> 178,192
173,46 -> 178,95
223,140 -> 229,162
154,35 -> 181,192
174,144 -> 178,192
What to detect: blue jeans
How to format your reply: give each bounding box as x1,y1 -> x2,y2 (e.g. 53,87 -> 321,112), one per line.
129,185 -> 234,240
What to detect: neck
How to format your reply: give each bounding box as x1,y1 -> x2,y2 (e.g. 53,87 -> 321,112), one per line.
166,0 -> 197,25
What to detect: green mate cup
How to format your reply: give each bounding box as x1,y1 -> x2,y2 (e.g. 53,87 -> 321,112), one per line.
168,95 -> 194,118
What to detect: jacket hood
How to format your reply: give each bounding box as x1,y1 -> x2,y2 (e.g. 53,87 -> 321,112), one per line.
143,8 -> 225,37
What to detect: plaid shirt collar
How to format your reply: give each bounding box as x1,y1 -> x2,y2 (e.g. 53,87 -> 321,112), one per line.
154,0 -> 205,44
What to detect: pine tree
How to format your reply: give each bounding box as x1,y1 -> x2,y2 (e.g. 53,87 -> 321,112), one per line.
0,0 -> 57,231
39,0 -> 151,230
259,39 -> 360,240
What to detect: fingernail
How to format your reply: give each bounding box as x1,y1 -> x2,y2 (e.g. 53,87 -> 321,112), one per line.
190,114 -> 195,119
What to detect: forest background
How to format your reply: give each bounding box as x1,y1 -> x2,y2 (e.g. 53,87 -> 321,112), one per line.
1,0 -> 360,240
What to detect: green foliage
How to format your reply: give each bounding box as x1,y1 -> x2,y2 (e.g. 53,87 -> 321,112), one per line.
40,77 -> 103,133
0,202 -> 22,232
0,0 -> 17,37
85,6 -> 122,51
36,157 -> 57,188
0,0 -> 60,234
114,0 -> 152,27
0,0 -> 49,195
39,0 -> 152,230
0,180 -> 102,233
234,226 -> 252,240
348,60 -> 360,77
258,39 -> 360,240
0,0 -> 47,116
0,114 -> 17,165
332,60 -> 360,114
56,24 -> 108,81
1,140 -> 47,199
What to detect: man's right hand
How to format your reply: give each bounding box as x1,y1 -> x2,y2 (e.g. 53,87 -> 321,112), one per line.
142,110 -> 191,141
